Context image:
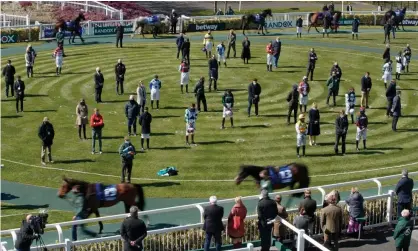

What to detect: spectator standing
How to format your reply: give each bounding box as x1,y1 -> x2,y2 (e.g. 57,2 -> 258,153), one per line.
345,87 -> 356,124
360,72 -> 372,108
321,194 -> 343,251
120,206 -> 147,251
293,207 -> 310,248
306,48 -> 317,81
345,187 -> 365,234
257,189 -> 278,251
90,108 -> 104,154
203,196 -> 224,251
136,81 -> 146,115
170,9 -> 179,34
25,47 -> 35,78
286,84 -> 299,125
299,189 -> 317,234
94,67 -> 104,103
216,41 -> 227,67
272,37 -> 281,68
266,42 -> 273,72
395,169 -> 414,216
115,23 -> 124,48
181,38 -> 191,65
247,78 -> 261,117
356,107 -> 368,151
391,90 -> 402,131
179,60 -> 190,93
76,98 -> 88,140
241,36 -> 251,64
15,215 -> 39,251
125,95 -> 139,136
383,43 -> 391,62
115,59 -> 126,95
13,76 -> 25,113
386,80 -> 397,117
382,60 -> 393,89
326,71 -> 340,107
384,21 -> 392,44
296,114 -> 308,158
53,45 -> 64,76
38,117 -> 55,166
56,28 -> 66,56
194,77 -> 208,112
2,59 -> 16,98
203,30 -> 214,58
296,16 -> 303,38
394,210 -> 414,251
227,197 -> 247,249
227,29 -> 236,58
351,16 -> 360,40
208,55 -> 219,91
225,6 -> 235,15
215,8 -> 224,15
149,75 -> 162,109
221,89 -> 234,129
176,33 -> 185,59
403,44 -> 411,73
185,103 -> 198,145
119,136 -> 136,183
335,110 -> 349,155
273,195 -> 288,243
138,107 -> 152,150
298,76 -> 310,113
308,103 -> 320,146
330,62 -> 343,81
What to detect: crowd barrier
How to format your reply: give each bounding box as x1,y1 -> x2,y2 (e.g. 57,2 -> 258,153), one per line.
1,171 -> 417,251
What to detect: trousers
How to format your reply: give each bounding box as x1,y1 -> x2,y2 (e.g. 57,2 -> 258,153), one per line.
287,105 -> 297,123
116,36 -> 123,48
392,116 -> 399,131
5,80 -> 14,97
92,129 -> 102,151
116,79 -> 124,94
248,99 -> 259,116
95,88 -> 103,103
121,159 -> 133,183
324,232 -> 339,251
16,95 -> 24,112
227,43 -> 236,58
387,97 -> 394,116
41,145 -> 52,162
203,232 -> 222,251
196,95 -> 207,112
334,133 -> 346,154
326,89 -> 337,105
259,225 -> 273,251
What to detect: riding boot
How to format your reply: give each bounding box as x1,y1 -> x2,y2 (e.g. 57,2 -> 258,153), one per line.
352,34 -> 354,40
323,32 -> 325,38
186,85 -> 189,93
224,62 -> 227,67
151,100 -> 154,109
304,105 -> 307,113
56,67 -> 59,75
230,117 -> 234,127
181,85 -> 184,94
156,100 -> 159,109
356,140 -> 359,150
327,33 -> 329,38
269,65 -> 273,72
351,114 -> 354,124
384,82 -> 387,89
218,61 -> 221,67
363,140 -> 367,149
300,33 -> 302,38
302,146 -> 306,156
356,34 -> 359,40
296,147 -> 300,157
266,65 -> 270,72
141,138 -> 144,149
406,65 -> 409,73
221,118 -> 225,129
398,73 -> 401,80
146,138 -> 150,149
59,67 -> 62,74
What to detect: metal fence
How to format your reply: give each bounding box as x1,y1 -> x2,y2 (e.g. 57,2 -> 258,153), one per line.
40,1 -> 123,20
0,13 -> 29,27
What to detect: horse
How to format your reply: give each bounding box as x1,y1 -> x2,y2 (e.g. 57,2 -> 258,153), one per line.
131,14 -> 170,39
241,9 -> 273,36
55,12 -> 86,44
235,163 -> 310,197
307,10 -> 342,33
382,7 -> 407,31
57,176 -> 145,234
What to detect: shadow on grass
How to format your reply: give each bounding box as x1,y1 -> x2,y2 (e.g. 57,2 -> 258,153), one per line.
402,115 -> 418,118
152,146 -> 189,150
164,106 -> 187,110
397,128 -> 418,132
153,132 -> 175,136
259,114 -> 287,118
25,94 -> 48,97
345,150 -> 385,155
54,159 -> 95,164
1,193 -> 20,201
367,147 -> 403,150
238,124 -> 269,128
1,115 -> 22,119
368,121 -> 388,125
368,107 -> 386,110
1,204 -> 49,210
103,100 -> 126,103
141,182 -> 180,188
153,115 -> 181,119
217,88 -> 246,92
101,136 -> 124,139
25,109 -> 57,113
198,140 -> 235,145
339,229 -> 393,248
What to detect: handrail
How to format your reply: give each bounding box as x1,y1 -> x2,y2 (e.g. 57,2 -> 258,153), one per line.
303,234 -> 330,251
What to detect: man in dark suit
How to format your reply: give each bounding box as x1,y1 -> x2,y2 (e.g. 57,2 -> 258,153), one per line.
208,55 -> 219,91
226,29 -> 236,58
176,33 -> 185,59
391,90 -> 401,131
116,23 -> 124,48
321,194 -> 343,251
272,37 -> 281,68
248,78 -> 261,117
115,59 -> 126,95
258,189 -> 278,251
299,189 -> 317,234
384,21 -> 392,44
194,77 -> 207,112
2,59 -> 16,98
14,76 -> 25,113
181,38 -> 190,65
306,48 -> 318,81
395,169 -> 414,216
170,9 -> 179,34
120,206 -> 147,251
360,72 -> 372,108
385,80 -> 396,117
94,67 -> 104,103
203,196 -> 224,251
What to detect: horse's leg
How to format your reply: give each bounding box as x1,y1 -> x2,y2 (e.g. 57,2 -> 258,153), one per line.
68,32 -> 72,44
314,26 -> 320,33
401,22 -> 406,31
94,209 -> 103,234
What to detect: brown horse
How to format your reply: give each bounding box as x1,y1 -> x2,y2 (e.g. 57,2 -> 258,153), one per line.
58,176 -> 145,234
307,11 -> 342,33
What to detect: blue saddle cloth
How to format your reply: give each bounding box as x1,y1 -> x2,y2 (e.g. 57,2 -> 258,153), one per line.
96,184 -> 118,201
255,14 -> 264,23
146,16 -> 159,24
267,165 -> 293,186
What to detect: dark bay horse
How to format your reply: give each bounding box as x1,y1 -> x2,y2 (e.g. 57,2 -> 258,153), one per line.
58,176 -> 145,234
307,11 -> 342,33
55,12 -> 85,44
241,9 -> 273,35
383,7 -> 407,31
235,163 -> 310,197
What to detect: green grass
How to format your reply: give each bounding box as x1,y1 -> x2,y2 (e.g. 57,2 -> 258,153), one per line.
1,31 -> 418,227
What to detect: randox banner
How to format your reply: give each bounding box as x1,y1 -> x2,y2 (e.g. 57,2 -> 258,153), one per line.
402,19 -> 418,26
1,34 -> 18,43
43,29 -> 75,39
94,23 -> 133,35
187,23 -> 226,32
338,19 -> 354,25
264,20 -> 294,29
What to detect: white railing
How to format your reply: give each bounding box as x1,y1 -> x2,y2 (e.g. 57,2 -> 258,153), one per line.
0,13 -> 29,27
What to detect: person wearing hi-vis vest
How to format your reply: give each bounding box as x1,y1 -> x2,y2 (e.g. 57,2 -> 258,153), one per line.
295,114 -> 307,158
149,75 -> 161,110
203,30 -> 214,58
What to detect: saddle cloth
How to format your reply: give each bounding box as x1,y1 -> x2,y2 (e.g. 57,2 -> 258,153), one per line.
146,16 -> 159,24
95,184 -> 118,201
267,165 -> 293,186
255,14 -> 262,22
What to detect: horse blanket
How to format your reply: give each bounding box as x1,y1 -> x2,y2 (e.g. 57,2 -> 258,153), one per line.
255,14 -> 264,23
95,184 -> 118,201
267,165 -> 293,186
146,16 -> 159,25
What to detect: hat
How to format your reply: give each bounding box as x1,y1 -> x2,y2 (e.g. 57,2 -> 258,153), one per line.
299,114 -> 305,119
43,117 -> 49,122
303,76 -> 308,80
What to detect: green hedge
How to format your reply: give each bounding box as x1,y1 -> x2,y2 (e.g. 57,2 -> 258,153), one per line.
0,27 -> 39,42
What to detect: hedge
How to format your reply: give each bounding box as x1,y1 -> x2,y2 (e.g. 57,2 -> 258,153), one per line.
0,27 -> 40,42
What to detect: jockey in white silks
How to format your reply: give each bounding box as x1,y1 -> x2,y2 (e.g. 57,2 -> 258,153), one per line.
203,30 -> 214,58
345,87 -> 356,124
178,60 -> 190,93
149,75 -> 162,109
395,52 -> 404,80
381,60 -> 393,89
403,44 -> 411,73
53,45 -> 63,75
216,41 -> 226,67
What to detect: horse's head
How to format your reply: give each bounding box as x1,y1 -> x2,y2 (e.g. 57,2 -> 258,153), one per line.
79,12 -> 86,21
58,176 -> 73,198
263,9 -> 273,17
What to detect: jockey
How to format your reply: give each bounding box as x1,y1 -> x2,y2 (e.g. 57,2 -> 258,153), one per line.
266,42 -> 273,72
382,60 -> 393,89
53,45 -> 64,76
298,76 -> 310,113
203,30 -> 214,58
259,170 -> 273,193
178,60 -> 190,93
216,41 -> 227,67
184,103 -> 198,145
403,44 -> 411,73
295,113 -> 307,158
395,51 -> 403,80
345,87 -> 356,123
149,75 -> 161,109
356,107 -> 368,151
221,89 -> 234,129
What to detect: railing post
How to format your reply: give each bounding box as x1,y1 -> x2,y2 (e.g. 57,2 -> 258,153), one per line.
65,238 -> 72,251
296,229 -> 305,251
386,190 -> 395,223
11,230 -> 17,247
247,242 -> 254,251
55,224 -> 64,243
372,179 -> 382,195
25,14 -> 29,26
1,241 -> 8,251
195,204 -> 205,223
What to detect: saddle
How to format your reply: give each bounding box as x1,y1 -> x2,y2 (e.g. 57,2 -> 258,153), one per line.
95,183 -> 118,202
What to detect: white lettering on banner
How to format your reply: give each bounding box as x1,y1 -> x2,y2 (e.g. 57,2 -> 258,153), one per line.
264,20 -> 294,29
196,24 -> 218,31
1,35 -> 16,43
402,19 -> 418,26
93,21 -> 134,27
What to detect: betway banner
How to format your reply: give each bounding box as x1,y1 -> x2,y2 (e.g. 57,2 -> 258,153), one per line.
264,20 -> 294,29
187,23 -> 226,32
402,19 -> 418,26
338,19 -> 354,25
93,21 -> 134,35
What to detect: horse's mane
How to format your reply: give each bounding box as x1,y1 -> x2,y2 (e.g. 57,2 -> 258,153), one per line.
66,178 -> 90,186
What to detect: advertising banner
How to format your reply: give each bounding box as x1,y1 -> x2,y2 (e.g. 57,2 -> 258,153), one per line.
264,20 -> 294,29
93,22 -> 134,35
338,19 -> 354,25
43,29 -> 75,39
402,19 -> 418,26
187,23 -> 226,32
1,34 -> 18,43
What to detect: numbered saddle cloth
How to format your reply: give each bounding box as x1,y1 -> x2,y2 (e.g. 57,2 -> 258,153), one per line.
96,184 -> 118,201
268,165 -> 293,186
255,14 -> 262,23
147,16 -> 159,24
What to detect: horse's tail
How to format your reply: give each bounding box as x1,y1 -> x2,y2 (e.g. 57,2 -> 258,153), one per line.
134,184 -> 145,211
240,15 -> 246,30
308,12 -> 316,25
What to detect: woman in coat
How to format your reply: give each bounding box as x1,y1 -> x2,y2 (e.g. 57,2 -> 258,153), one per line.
394,209 -> 414,251
241,36 -> 251,64
76,98 -> 88,140
308,102 -> 320,146
345,187 -> 365,234
227,196 -> 247,249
